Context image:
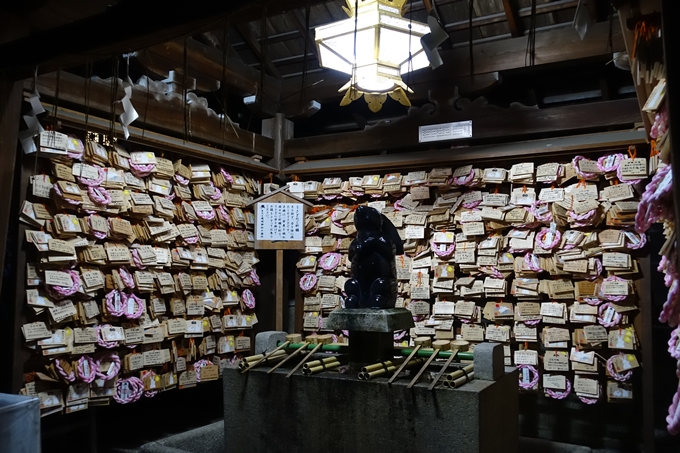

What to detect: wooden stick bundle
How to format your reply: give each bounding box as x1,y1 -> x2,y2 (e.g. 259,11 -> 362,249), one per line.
361,358 -> 405,374
427,348 -> 459,391
442,364 -> 475,388
407,340 -> 450,389
387,337 -> 430,385
238,349 -> 287,370
240,341 -> 290,373
303,359 -> 344,375
303,356 -> 340,370
444,371 -> 475,389
359,358 -> 424,380
267,342 -> 310,374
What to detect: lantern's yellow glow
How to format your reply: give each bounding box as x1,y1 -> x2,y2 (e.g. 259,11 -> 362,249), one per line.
314,0 -> 431,112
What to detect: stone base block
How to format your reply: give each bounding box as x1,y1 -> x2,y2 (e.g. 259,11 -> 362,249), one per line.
223,366 -> 518,453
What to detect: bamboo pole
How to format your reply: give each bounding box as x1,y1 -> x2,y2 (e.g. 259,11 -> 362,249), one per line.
267,342 -> 310,374
361,358 -> 405,373
428,348 -> 459,391
286,342 -> 324,378
238,349 -> 287,370
364,358 -> 424,380
388,337 -> 430,386
303,360 -> 344,375
241,341 -> 290,373
448,371 -> 475,389
303,356 -> 339,370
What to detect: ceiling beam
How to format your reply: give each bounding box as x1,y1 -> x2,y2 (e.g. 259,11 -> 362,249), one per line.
229,0 -> 578,50
283,97 -> 641,159
501,0 -> 523,37
45,104 -> 277,174
0,0 -> 261,79
31,71 -> 275,158
282,130 -> 647,175
289,9 -> 320,61
281,20 -> 624,105
143,38 -> 281,116
235,23 -> 282,79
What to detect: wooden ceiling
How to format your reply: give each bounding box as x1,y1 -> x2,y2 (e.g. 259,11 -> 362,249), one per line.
1,0 -> 637,145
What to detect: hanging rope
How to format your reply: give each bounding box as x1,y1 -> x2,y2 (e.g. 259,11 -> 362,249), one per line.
352,0 -> 359,98
84,60 -> 92,134
222,19 -> 229,151
259,3 -> 268,119
109,57 -> 119,143
142,49 -> 151,139
300,0 -> 312,108
183,36 -> 189,142
525,0 -> 537,67
469,0 -> 475,80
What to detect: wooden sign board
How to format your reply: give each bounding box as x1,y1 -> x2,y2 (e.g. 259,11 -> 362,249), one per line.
248,187 -> 312,250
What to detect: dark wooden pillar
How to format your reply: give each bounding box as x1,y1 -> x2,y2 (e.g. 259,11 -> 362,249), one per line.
0,79 -> 21,293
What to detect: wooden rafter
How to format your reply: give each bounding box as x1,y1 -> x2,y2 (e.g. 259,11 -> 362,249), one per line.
280,21 -> 624,105
289,9 -> 320,61
0,0 -> 259,79
501,0 -> 523,37
235,23 -> 282,79
31,71 -> 276,158
282,130 -> 647,175
229,0 -> 578,51
44,104 -> 277,173
144,38 -> 281,116
283,97 -> 642,159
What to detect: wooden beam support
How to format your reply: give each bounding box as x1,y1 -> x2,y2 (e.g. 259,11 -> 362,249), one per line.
283,97 -> 641,159
44,104 -> 278,174
282,130 -> 647,175
281,21 -> 623,105
502,0 -> 523,37
143,38 -> 281,116
235,24 -> 282,79
262,113 -> 294,172
0,0 -> 258,79
0,79 -> 22,394
289,9 -> 320,61
414,21 -> 623,79
33,71 -> 275,158
0,79 -> 21,297
276,250 -> 284,331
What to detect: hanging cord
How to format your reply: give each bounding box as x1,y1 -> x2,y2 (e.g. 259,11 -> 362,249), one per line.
109,57 -> 119,143
607,3 -> 614,53
222,19 -> 229,151
525,0 -> 537,67
299,0 -> 312,108
51,65 -> 61,131
84,60 -> 92,134
142,49 -> 152,139
352,0 -> 359,97
183,36 -> 189,142
406,0 -> 414,92
259,3 -> 268,119
469,0 -> 474,80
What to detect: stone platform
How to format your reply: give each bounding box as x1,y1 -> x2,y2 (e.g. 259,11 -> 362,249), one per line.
223,351 -> 518,453
327,308 -> 415,367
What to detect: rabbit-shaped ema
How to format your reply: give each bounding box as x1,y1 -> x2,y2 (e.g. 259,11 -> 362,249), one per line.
344,206 -> 404,309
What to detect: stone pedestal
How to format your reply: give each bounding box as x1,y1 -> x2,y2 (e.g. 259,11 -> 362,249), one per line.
326,308 -> 414,368
222,365 -> 518,453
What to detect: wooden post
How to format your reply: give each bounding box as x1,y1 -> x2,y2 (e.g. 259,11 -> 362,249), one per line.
262,112 -> 293,174
0,79 -> 21,293
276,249 -> 284,331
